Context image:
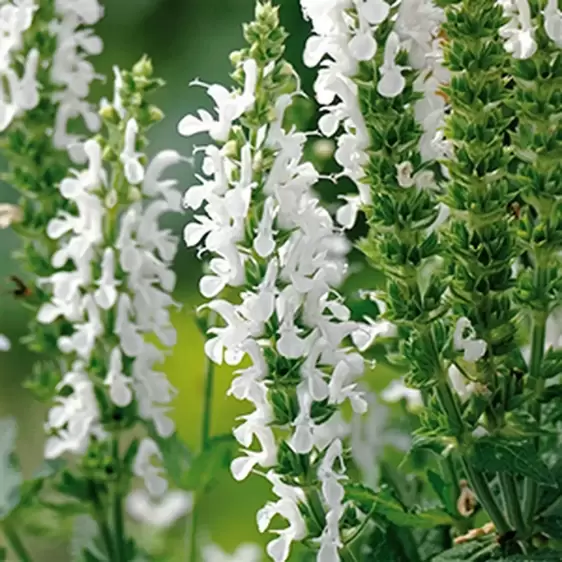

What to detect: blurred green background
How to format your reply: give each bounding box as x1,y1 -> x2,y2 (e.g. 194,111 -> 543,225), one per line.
0,1 -> 392,560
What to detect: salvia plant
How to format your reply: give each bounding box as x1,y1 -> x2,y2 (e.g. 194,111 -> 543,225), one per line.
0,0 -> 561,561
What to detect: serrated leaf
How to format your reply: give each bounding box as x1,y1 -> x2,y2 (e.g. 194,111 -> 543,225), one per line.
0,417 -> 22,519
470,438 -> 556,486
431,541 -> 494,561
345,483 -> 454,529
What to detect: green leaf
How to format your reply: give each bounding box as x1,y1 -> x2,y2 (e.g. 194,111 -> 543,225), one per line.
182,435 -> 237,492
469,438 -> 556,486
345,483 -> 454,529
500,552 -> 562,561
432,541 -> 496,561
427,470 -> 458,516
0,417 -> 22,520
70,515 -> 108,562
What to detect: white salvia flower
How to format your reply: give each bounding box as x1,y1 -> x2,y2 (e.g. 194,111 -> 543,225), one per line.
0,203 -> 23,228
351,392 -> 410,489
381,378 -> 424,411
499,0 -> 537,59
133,438 -> 168,497
0,2 -> 39,131
454,317 -> 487,362
50,0 -> 104,154
377,31 -> 408,98
44,362 -> 104,459
41,83 -> 183,462
202,543 -> 262,562
544,0 -> 562,46
257,472 -> 307,562
126,489 -> 193,529
0,334 -> 11,351
121,119 -> 145,184
178,58 -> 258,142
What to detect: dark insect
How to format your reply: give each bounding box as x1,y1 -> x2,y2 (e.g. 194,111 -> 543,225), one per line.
9,275 -> 32,298
509,202 -> 521,219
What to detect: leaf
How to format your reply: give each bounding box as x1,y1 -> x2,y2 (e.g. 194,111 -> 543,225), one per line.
469,438 -> 556,486
70,515 -> 109,562
345,483 -> 454,529
500,552 -> 562,561
427,470 -> 457,516
431,541 -> 494,562
0,417 -> 22,519
182,434 -> 237,492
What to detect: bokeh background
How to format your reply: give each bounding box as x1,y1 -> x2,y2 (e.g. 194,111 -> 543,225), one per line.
0,1 -> 396,559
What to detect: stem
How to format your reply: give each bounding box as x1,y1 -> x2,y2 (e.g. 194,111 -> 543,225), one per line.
523,265 -> 548,524
89,481 -> 115,560
112,437 -> 126,562
435,380 -> 511,535
500,473 -> 526,538
189,316 -> 217,562
2,522 -> 32,562
305,490 -> 357,562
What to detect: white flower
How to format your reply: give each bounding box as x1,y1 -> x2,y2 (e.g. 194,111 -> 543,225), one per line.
133,438 -> 168,497
120,119 -> 145,185
499,0 -> 537,59
126,489 -> 193,529
377,31 -> 408,98
178,58 -> 258,142
257,472 -> 307,562
545,0 -> 562,46
44,363 -> 104,459
202,543 -> 262,562
0,334 -> 11,352
104,347 -> 133,407
454,317 -> 487,362
381,378 -> 423,410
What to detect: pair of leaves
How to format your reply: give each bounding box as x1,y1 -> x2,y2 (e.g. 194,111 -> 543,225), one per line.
469,438 -> 557,487
345,483 -> 454,530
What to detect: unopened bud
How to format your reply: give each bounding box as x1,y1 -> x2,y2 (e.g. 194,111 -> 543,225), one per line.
99,104 -> 120,124
148,105 -> 164,124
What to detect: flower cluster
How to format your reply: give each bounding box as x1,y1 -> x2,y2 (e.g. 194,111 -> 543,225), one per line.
0,0 -> 39,130
50,0 -> 104,155
301,0 -> 448,230
180,3 -> 368,560
39,61 -> 182,507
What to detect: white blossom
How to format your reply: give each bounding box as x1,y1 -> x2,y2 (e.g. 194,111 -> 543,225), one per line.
0,203 -> 23,228
454,317 -> 487,363
381,378 -> 423,411
545,0 -> 562,46
133,438 -> 168,497
0,334 -> 11,351
499,0 -> 537,59
126,489 -> 193,529
202,543 -> 262,562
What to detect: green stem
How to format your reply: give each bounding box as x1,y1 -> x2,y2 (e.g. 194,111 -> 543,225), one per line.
112,438 -> 126,562
435,380 -> 511,535
305,490 -> 357,562
523,266 -> 548,524
500,473 -> 526,538
89,482 -> 115,561
189,318 -> 216,562
2,521 -> 32,562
